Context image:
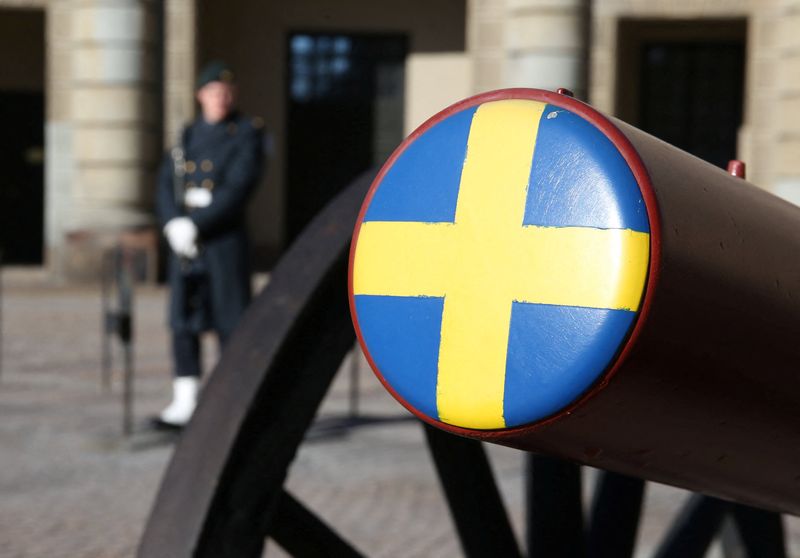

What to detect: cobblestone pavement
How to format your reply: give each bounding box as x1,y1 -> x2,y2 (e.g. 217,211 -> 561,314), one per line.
0,270 -> 798,558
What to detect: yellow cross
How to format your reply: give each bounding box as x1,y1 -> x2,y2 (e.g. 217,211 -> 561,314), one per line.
353,100 -> 649,429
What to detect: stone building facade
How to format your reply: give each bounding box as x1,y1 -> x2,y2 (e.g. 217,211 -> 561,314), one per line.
0,0 -> 798,279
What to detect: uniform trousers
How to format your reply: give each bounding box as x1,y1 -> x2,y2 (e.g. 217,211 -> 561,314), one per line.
172,329 -> 232,378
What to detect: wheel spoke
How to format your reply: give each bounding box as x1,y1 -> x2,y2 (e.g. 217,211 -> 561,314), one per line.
729,504 -> 786,558
424,424 -> 522,558
587,472 -> 645,558
270,490 -> 365,558
654,495 -> 728,558
526,454 -> 585,558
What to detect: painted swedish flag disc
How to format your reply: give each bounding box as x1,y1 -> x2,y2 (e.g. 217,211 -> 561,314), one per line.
349,90 -> 652,431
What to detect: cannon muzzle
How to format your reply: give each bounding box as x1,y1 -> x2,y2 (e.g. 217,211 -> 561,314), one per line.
349,88 -> 800,514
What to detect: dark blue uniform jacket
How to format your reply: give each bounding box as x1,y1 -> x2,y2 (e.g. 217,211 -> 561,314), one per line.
156,113 -> 264,336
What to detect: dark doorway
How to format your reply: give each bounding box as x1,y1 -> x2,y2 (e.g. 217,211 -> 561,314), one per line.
0,92 -> 44,264
286,32 -> 407,244
0,9 -> 45,264
616,20 -> 746,169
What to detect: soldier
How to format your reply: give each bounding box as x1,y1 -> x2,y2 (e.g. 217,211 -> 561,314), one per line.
153,60 -> 265,428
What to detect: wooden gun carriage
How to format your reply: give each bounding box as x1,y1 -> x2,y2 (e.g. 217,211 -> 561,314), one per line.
140,89 -> 799,558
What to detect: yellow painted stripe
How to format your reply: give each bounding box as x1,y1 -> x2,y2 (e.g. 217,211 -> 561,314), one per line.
436,291 -> 512,428
436,100 -> 546,429
507,226 -> 650,311
353,221 -> 457,297
353,223 -> 650,311
453,100 -> 545,228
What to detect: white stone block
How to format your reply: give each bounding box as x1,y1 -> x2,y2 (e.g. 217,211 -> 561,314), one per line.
772,177 -> 800,207
71,87 -> 156,124
74,46 -> 152,83
45,122 -> 75,247
506,0 -> 582,10
68,201 -> 152,230
506,12 -> 582,51
73,5 -> 154,43
74,166 -> 148,203
405,52 -> 474,134
73,127 -> 157,164
505,50 -> 583,91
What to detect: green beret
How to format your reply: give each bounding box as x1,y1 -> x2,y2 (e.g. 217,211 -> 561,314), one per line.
196,60 -> 235,89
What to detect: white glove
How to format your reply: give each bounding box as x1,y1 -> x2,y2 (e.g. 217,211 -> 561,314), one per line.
164,217 -> 199,258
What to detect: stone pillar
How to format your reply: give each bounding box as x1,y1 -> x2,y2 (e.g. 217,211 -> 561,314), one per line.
53,0 -> 160,279
504,0 -> 588,97
467,0 -> 588,98
46,0 -> 76,278
768,0 -> 800,204
468,0 -> 507,92
734,1 -> 776,193
164,0 -> 195,146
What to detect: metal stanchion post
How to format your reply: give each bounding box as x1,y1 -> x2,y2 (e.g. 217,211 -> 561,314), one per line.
123,340 -> 133,436
101,250 -> 113,393
117,248 -> 135,436
100,245 -> 138,436
348,345 -> 359,421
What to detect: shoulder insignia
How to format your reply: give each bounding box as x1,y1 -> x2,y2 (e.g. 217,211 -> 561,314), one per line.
251,116 -> 265,129
227,122 -> 238,135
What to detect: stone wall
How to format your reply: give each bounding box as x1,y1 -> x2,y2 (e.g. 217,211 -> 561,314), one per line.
590,0 -> 800,201
772,0 -> 800,204
5,0 -> 800,279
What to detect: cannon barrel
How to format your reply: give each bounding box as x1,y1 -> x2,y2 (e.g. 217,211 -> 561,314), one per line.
349,88 -> 800,515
